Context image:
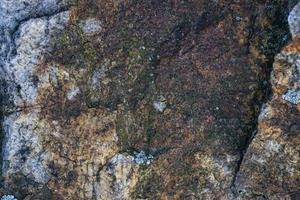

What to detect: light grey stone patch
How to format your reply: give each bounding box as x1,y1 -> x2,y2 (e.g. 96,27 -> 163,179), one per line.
282,89 -> 300,104
79,18 -> 102,35
9,18 -> 48,105
1,195 -> 17,200
0,1 -> 70,80
1,11 -> 70,186
289,2 -> 300,38
67,86 -> 80,100
153,95 -> 167,112
0,0 -> 70,30
24,151 -> 50,183
153,101 -> 166,112
2,112 -> 51,184
0,28 -> 9,78
5,11 -> 70,106
133,151 -> 153,165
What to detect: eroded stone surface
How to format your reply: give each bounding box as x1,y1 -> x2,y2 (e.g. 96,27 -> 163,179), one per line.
283,89 -> 300,104
96,153 -> 139,200
289,2 -> 300,38
79,18 -> 102,35
0,0 -> 70,29
235,3 -> 300,198
0,0 -> 299,199
0,195 -> 17,200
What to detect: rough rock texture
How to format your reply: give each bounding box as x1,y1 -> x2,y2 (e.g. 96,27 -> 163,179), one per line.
0,0 -> 299,199
235,4 -> 300,198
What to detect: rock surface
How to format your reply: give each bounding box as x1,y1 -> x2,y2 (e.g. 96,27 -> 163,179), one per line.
0,0 -> 299,199
235,11 -> 300,197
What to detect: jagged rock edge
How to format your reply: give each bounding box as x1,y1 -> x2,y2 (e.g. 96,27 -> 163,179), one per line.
230,3 -> 297,196
0,2 -> 72,191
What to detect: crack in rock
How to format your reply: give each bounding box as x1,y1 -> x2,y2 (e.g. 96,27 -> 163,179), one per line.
233,2 -> 300,198
0,1 -> 299,199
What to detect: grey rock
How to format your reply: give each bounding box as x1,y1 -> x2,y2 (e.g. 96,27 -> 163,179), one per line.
133,151 -> 153,165
79,18 -> 102,35
282,89 -> 300,104
153,96 -> 167,112
289,2 -> 300,38
153,101 -> 166,112
1,195 -> 17,200
0,0 -> 70,29
1,6 -> 70,189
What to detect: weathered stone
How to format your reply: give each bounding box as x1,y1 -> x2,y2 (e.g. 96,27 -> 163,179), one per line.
0,195 -> 17,200
235,3 -> 300,198
0,0 -> 299,199
283,89 -> 300,104
289,2 -> 300,38
95,153 -> 140,200
153,100 -> 166,113
79,18 -> 102,35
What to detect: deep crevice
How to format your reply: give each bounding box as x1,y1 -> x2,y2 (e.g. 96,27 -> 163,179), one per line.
231,1 -> 295,195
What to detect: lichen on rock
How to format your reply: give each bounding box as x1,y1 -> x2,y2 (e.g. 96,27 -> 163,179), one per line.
0,0 -> 299,199
234,2 -> 300,199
